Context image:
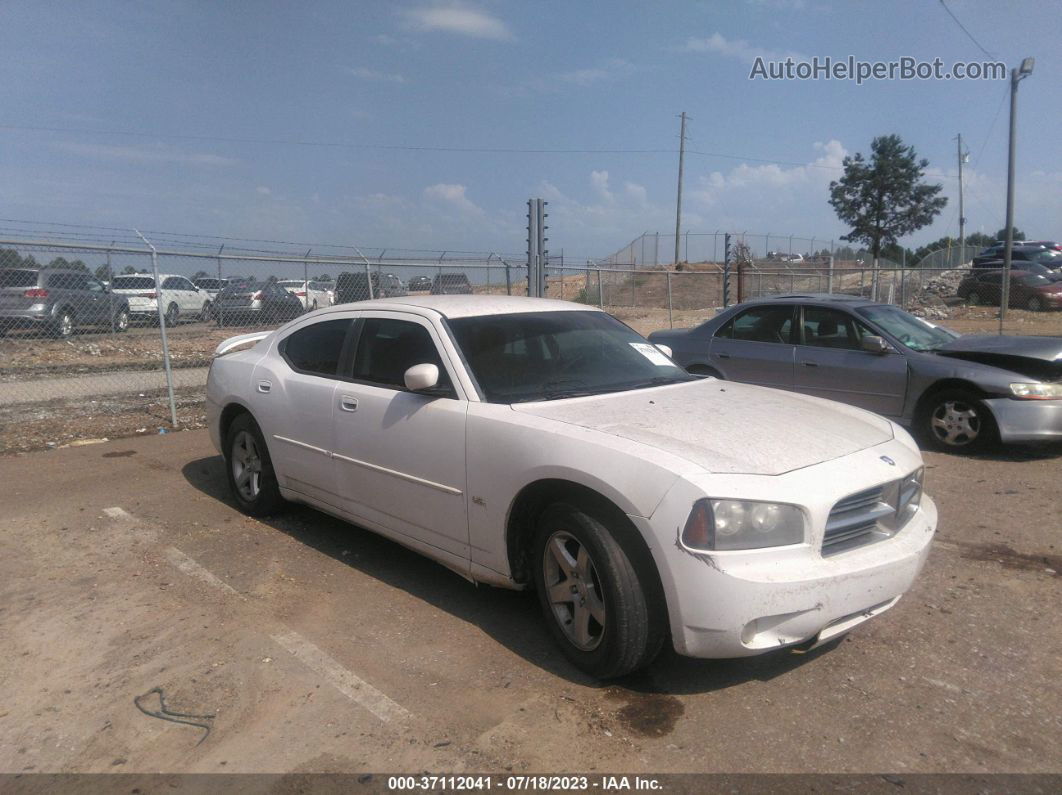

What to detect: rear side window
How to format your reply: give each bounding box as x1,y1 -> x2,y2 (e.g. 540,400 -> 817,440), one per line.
351,318 -> 454,395
0,269 -> 39,288
715,305 -> 794,343
47,273 -> 88,290
280,319 -> 352,377
113,276 -> 156,290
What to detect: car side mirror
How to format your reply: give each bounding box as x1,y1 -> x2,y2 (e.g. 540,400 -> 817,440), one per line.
654,344 -> 673,358
861,335 -> 890,354
404,363 -> 440,392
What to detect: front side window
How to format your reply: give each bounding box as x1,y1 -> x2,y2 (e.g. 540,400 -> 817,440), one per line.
449,310 -> 692,404
855,305 -> 958,352
280,319 -> 352,377
715,305 -> 794,343
351,318 -> 454,395
800,307 -> 874,351
112,275 -> 156,290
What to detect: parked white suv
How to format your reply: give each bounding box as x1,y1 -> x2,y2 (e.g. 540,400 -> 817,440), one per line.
111,273 -> 212,325
206,295 -> 936,678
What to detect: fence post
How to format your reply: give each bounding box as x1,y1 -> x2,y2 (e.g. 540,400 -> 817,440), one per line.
304,249 -> 311,311
504,259 -> 512,296
135,230 -> 178,428
666,270 -> 673,329
684,230 -> 689,263
106,245 -> 115,338
216,245 -> 225,327
597,269 -> 604,309
828,255 -> 834,293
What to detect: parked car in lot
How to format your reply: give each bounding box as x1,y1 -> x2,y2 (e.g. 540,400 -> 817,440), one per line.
193,277 -> 229,301
408,274 -> 432,292
111,273 -> 213,326
430,272 -> 473,294
0,267 -> 130,337
214,279 -> 305,326
207,295 -> 937,677
957,269 -> 1062,311
276,280 -> 333,311
379,273 -> 407,297
970,261 -> 1062,281
649,294 -> 1062,452
973,243 -> 1060,269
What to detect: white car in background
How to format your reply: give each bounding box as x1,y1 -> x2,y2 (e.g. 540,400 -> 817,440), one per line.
206,295 -> 936,678
111,273 -> 213,325
276,279 -> 334,311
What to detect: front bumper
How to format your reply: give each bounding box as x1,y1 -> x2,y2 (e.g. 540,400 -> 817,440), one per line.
635,439 -> 937,659
985,398 -> 1062,442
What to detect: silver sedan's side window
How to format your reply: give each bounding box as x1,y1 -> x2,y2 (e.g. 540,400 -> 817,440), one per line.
801,307 -> 875,351
715,306 -> 794,343
279,319 -> 352,377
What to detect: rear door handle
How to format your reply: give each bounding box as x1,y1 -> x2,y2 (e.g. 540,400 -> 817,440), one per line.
340,395 -> 359,412
257,380 -> 271,393
715,352 -> 731,359
800,361 -> 818,367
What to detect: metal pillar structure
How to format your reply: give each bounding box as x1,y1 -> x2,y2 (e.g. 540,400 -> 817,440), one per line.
1001,57 -> 1035,333
673,111 -> 687,266
956,133 -> 967,267
527,198 -> 549,297
134,229 -> 178,427
722,233 -> 732,308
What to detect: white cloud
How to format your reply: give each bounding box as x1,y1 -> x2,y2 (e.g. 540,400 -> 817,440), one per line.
402,3 -> 512,40
54,142 -> 237,167
346,66 -> 408,84
558,58 -> 636,87
422,183 -> 485,217
590,170 -> 613,202
681,32 -> 807,64
256,186 -> 272,196
746,0 -> 808,10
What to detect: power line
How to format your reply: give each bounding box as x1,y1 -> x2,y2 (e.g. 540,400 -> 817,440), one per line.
939,0 -> 995,59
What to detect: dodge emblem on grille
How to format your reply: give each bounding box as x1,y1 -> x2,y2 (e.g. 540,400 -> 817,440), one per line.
880,455 -> 896,466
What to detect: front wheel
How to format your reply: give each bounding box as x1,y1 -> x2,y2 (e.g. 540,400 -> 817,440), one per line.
53,309 -> 75,338
919,389 -> 996,453
112,309 -> 129,333
200,301 -> 213,322
164,303 -> 179,327
966,291 -> 982,306
532,503 -> 664,678
1027,296 -> 1044,312
224,414 -> 284,516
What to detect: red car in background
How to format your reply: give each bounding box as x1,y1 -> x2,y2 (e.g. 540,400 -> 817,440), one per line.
957,269 -> 1062,311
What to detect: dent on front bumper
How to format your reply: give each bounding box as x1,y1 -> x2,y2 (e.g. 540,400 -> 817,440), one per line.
634,439 -> 938,659
985,398 -> 1062,442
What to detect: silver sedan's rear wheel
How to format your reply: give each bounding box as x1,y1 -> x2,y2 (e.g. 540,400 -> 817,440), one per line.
224,413 -> 284,515
532,502 -> 665,678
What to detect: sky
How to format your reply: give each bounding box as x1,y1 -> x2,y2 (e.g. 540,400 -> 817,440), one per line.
2,0 -> 1061,262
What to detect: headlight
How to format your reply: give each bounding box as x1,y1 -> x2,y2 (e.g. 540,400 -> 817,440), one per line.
896,467 -> 924,517
1010,382 -> 1062,400
682,499 -> 805,551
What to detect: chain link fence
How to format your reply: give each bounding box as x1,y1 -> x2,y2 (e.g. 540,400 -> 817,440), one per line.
0,231 -> 1005,453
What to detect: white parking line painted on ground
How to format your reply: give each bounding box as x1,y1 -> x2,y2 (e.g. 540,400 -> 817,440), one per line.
163,546 -> 243,598
271,630 -> 412,723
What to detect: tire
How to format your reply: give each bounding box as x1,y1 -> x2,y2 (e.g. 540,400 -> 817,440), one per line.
53,309 -> 75,339
311,299 -> 318,311
532,503 -> 665,678
919,389 -> 997,453
224,414 -> 284,516
164,303 -> 179,327
199,301 -> 213,322
966,292 -> 982,306
1027,296 -> 1044,312
112,309 -> 129,333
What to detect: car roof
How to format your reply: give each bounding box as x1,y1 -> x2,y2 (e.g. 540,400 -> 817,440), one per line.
312,294 -> 598,320
752,293 -> 878,307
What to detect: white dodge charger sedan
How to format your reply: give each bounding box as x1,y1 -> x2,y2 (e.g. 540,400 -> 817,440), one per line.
206,295 -> 937,678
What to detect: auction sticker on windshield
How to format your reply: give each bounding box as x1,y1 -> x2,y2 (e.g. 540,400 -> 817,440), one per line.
630,342 -> 672,366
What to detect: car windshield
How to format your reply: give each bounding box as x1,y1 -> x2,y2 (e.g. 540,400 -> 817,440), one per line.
449,310 -> 694,403
196,278 -> 224,289
1016,273 -> 1050,286
111,275 -> 155,290
1032,250 -> 1062,265
855,304 -> 959,352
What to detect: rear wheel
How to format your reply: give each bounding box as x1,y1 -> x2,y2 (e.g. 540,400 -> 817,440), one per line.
199,301 -> 213,322
919,389 -> 996,453
112,309 -> 129,333
224,414 -> 284,516
966,291 -> 983,306
532,503 -> 664,678
164,303 -> 179,327
53,309 -> 75,338
1027,296 -> 1044,311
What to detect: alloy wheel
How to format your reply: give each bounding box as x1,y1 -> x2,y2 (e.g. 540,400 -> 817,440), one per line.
231,430 -> 263,501
542,531 -> 606,651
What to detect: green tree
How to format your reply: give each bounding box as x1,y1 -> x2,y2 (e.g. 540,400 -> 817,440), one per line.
315,273 -> 333,282
994,226 -> 1025,242
122,265 -> 137,274
94,264 -> 112,280
829,135 -> 947,271
192,270 -> 209,281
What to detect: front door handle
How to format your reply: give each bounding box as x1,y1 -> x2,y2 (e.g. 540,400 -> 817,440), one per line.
257,380 -> 271,393
800,360 -> 818,367
715,352 -> 731,359
340,395 -> 359,412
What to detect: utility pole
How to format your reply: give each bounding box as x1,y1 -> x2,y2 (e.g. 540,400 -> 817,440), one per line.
956,133 -> 968,267
673,112 -> 687,266
1000,57 -> 1035,334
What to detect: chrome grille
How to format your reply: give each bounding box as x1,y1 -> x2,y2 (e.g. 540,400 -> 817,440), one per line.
823,470 -> 923,555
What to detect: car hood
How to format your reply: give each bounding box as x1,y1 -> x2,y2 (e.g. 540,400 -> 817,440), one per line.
933,335 -> 1062,380
512,379 -> 894,476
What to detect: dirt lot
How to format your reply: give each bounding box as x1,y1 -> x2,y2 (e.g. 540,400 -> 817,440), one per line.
0,430 -> 1059,778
